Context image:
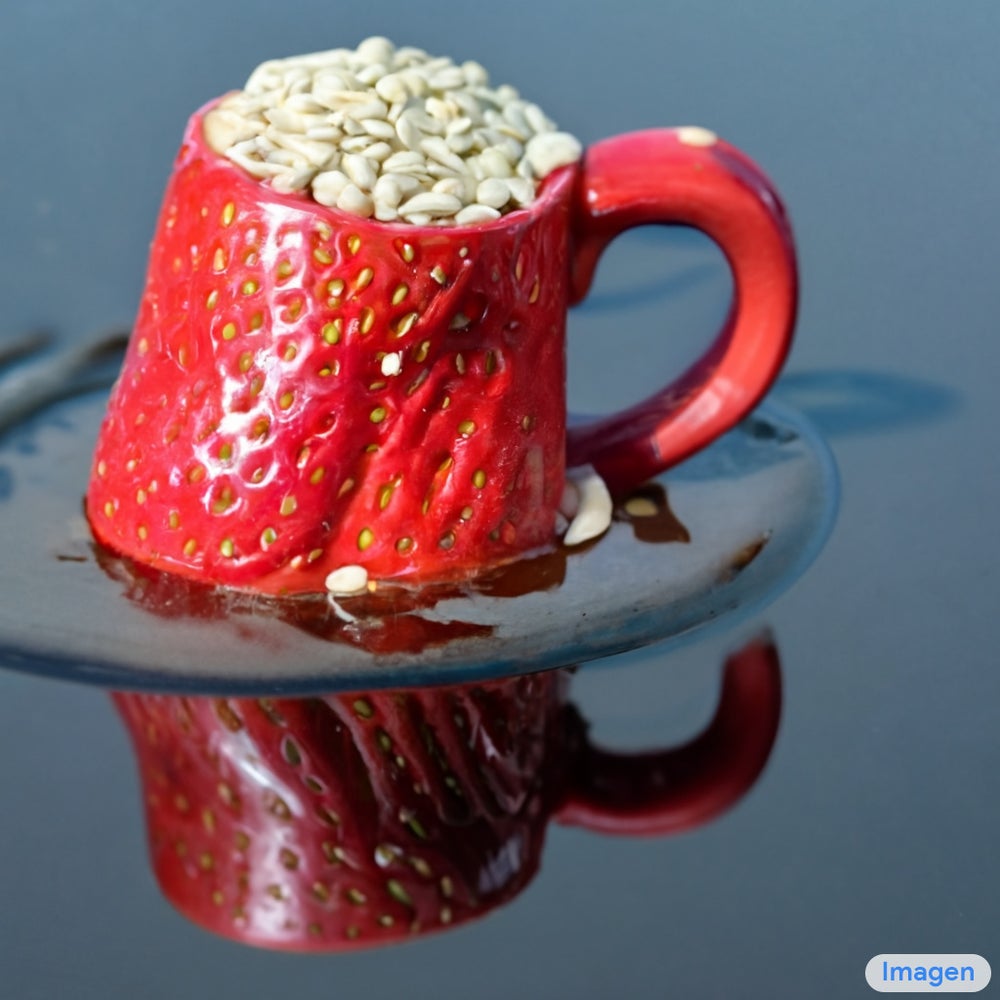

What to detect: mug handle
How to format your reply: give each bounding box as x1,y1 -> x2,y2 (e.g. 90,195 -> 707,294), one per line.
565,128 -> 798,494
555,634 -> 781,835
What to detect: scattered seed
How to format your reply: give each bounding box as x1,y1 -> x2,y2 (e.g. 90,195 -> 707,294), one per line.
325,564 -> 369,596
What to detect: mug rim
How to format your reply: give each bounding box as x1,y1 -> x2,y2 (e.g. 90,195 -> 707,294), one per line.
187,96 -> 578,237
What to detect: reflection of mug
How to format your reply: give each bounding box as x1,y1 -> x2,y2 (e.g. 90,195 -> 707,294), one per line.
113,636 -> 780,951
87,101 -> 797,594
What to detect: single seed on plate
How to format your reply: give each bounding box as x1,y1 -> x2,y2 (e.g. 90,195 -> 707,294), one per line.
624,496 -> 659,518
325,564 -> 369,596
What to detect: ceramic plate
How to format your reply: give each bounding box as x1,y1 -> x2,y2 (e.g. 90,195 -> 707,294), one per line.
0,377 -> 837,694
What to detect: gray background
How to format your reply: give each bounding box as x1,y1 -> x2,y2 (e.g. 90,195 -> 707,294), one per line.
1,2 -> 997,998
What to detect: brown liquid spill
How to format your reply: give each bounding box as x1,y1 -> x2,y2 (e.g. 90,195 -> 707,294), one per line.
84,483 -> 690,657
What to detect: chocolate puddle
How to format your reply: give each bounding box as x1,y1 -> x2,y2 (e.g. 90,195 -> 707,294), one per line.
80,483 -> 689,657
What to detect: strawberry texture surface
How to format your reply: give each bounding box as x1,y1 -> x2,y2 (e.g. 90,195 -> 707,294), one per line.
113,672 -> 569,950
87,103 -> 572,594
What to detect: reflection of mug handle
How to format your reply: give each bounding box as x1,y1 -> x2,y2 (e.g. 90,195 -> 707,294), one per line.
565,129 -> 798,495
556,634 -> 781,835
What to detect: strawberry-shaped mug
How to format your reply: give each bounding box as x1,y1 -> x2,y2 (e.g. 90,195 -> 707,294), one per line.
113,636 -> 781,951
87,101 -> 796,595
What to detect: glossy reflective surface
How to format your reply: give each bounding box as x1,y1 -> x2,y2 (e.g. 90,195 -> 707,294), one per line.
0,383 -> 835,692
1,4 -> 997,998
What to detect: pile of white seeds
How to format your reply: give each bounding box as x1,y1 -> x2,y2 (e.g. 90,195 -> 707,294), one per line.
203,36 -> 582,226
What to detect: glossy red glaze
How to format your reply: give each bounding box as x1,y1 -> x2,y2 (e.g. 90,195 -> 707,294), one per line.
567,129 -> 798,492
112,636 -> 781,951
87,108 -> 795,593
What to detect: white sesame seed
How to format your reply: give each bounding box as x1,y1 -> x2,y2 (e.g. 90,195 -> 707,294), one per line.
475,177 -> 510,209
563,466 -> 613,546
455,203 -> 501,225
676,125 -> 718,147
524,132 -> 583,178
336,183 -> 375,217
380,352 -> 403,376
325,564 -> 370,596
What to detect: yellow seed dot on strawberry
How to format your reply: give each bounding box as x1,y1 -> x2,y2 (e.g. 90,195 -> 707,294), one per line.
222,322 -> 237,341
96,460 -> 107,477
137,524 -> 148,540
220,538 -> 235,558
283,343 -> 298,361
430,265 -> 448,285
168,511 -> 180,530
472,470 -> 487,488
455,354 -> 466,374
183,539 -> 198,556
396,537 -> 413,553
279,391 -> 294,410
439,532 -> 456,550
458,420 -> 476,437
241,280 -> 258,296
213,248 -> 226,272
415,341 -> 430,362
529,278 -> 541,303
322,319 -> 342,344
206,290 -> 219,310
338,478 -> 355,497
218,442 -> 233,462
360,307 -> 375,334
250,312 -> 264,330
391,283 -> 409,305
400,242 -> 415,263
278,260 -> 294,280
355,267 -> 375,292
378,484 -> 394,509
313,247 -> 333,265
310,466 -> 325,485
280,496 -> 298,517
221,202 -> 236,226
358,528 -> 375,551
347,234 -> 362,255
307,548 -> 323,563
460,506 -> 474,520
260,527 -> 277,549
103,501 -> 115,518
394,312 -> 418,338
238,352 -> 253,372
370,407 -> 387,423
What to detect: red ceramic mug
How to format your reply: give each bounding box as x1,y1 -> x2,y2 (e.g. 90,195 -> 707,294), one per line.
112,636 -> 781,951
87,108 -> 796,594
